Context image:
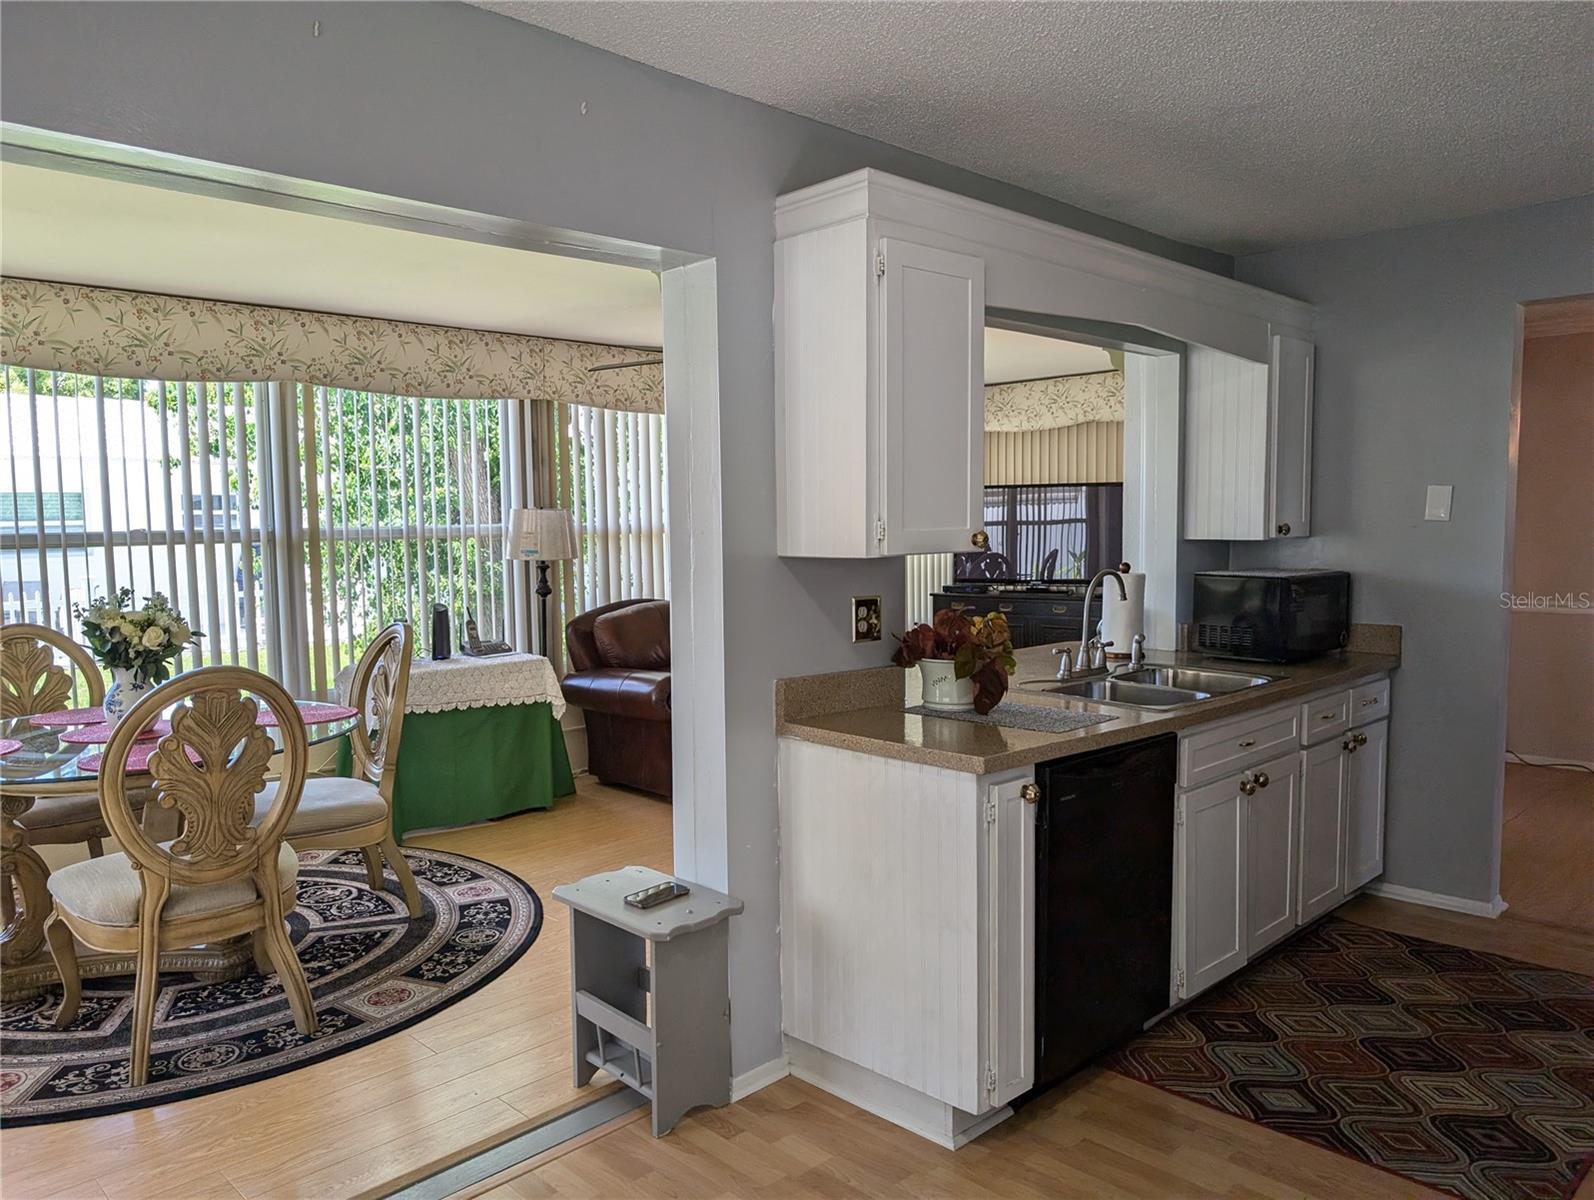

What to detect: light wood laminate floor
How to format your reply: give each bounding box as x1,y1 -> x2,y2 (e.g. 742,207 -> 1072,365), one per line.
0,776 -> 674,1200
463,768 -> 1593,1200
1500,762 -> 1594,933
6,768 -> 1589,1200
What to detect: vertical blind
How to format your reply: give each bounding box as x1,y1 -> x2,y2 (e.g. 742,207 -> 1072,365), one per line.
537,398 -> 670,668
1,368 -> 521,697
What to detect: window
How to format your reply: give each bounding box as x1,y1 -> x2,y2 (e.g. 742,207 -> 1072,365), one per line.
538,398 -> 669,666
0,368 -> 519,696
0,491 -> 86,525
980,483 -> 1123,580
303,385 -> 513,690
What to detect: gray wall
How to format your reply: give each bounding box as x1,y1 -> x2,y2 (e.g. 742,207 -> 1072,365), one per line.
1,1 -> 1227,1076
1231,196 -> 1594,905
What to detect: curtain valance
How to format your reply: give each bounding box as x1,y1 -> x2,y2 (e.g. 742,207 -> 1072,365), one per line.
984,369 -> 1123,432
0,277 -> 664,412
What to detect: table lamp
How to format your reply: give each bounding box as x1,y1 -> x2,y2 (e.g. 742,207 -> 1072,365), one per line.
507,508 -> 577,655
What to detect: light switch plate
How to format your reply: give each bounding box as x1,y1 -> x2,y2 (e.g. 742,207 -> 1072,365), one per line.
1424,484 -> 1454,522
851,595 -> 882,642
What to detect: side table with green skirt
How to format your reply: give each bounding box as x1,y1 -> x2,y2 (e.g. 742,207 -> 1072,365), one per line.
333,653 -> 576,842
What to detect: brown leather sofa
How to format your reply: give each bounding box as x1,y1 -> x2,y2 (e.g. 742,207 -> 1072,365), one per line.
561,599 -> 671,797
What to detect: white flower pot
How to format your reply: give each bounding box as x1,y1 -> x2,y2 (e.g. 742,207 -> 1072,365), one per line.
103,667 -> 153,729
918,658 -> 975,712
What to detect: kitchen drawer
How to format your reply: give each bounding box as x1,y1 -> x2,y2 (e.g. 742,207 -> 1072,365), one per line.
1350,678 -> 1390,725
1301,690 -> 1351,745
1179,704 -> 1302,789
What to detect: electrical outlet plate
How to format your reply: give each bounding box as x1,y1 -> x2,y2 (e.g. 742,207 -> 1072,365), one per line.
851,595 -> 882,642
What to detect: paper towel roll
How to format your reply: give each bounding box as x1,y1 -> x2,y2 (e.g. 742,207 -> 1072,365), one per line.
1102,571 -> 1146,659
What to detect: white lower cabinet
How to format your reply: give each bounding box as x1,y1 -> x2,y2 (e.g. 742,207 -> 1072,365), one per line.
1298,737 -> 1348,923
1344,718 -> 1389,890
778,738 -> 1033,1141
1245,750 -> 1302,954
1175,776 -> 1247,999
1175,675 -> 1390,1000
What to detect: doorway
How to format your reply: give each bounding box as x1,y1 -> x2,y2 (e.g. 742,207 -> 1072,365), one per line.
0,131 -> 725,1191
1500,294 -> 1594,931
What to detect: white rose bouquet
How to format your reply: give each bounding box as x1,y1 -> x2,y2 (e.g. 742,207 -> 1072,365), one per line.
73,588 -> 203,686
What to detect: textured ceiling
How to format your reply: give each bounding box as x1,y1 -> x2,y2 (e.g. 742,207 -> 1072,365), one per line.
480,0 -> 1594,254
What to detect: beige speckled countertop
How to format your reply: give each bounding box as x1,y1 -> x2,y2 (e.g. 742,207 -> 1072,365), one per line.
775,626 -> 1400,775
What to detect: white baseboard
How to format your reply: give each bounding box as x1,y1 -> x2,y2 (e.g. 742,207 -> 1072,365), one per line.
1363,881 -> 1509,919
730,1055 -> 790,1102
784,1037 -> 1011,1149
1506,751 -> 1594,771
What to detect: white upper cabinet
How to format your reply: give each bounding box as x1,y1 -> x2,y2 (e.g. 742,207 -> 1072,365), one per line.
881,238 -> 985,555
1268,332 -> 1314,538
774,168 -> 1315,557
1184,330 -> 1315,540
775,214 -> 983,557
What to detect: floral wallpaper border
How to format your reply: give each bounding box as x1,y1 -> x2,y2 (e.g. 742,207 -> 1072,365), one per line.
985,369 -> 1123,431
0,277 -> 664,412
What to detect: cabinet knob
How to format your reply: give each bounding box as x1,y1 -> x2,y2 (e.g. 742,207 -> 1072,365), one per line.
1239,777 -> 1257,796
1354,732 -> 1368,748
971,530 -> 990,550
1019,783 -> 1040,804
1276,522 -> 1291,536
1254,771 -> 1270,789
1343,737 -> 1358,753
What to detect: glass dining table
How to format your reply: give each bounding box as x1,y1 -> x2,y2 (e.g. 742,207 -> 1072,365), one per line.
0,702 -> 360,1000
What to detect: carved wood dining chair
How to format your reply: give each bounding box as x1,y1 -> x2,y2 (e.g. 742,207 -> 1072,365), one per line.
0,622 -> 122,858
44,666 -> 317,1087
256,621 -> 422,917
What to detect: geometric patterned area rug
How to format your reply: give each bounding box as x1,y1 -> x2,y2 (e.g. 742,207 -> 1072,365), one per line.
1108,918 -> 1594,1200
0,847 -> 541,1126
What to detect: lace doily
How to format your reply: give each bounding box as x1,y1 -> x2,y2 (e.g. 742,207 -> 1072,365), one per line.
336,653 -> 565,718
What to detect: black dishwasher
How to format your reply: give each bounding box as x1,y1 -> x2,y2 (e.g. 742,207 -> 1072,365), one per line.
1033,734 -> 1177,1092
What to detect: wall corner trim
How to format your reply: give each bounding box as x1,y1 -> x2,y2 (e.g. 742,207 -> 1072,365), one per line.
1362,882 -> 1509,920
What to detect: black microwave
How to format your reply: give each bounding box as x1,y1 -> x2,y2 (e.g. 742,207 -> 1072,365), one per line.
1192,570 -> 1350,662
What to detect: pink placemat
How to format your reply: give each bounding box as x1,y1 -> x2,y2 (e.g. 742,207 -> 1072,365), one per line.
58,720 -> 172,745
257,702 -> 359,727
28,705 -> 105,727
76,742 -> 202,774
0,739 -> 21,757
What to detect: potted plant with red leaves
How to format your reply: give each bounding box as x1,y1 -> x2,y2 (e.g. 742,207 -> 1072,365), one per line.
892,608 -> 1017,715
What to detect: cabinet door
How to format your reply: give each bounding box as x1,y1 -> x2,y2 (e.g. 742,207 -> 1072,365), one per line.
1245,751 -> 1302,954
985,775 -> 1035,1107
1176,778 -> 1247,998
1298,738 -> 1347,923
1183,346 -> 1270,540
1268,332 -> 1314,538
1344,719 -> 1389,890
879,238 -> 985,555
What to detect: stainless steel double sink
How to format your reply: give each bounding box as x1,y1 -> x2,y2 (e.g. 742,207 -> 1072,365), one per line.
1018,665 -> 1276,709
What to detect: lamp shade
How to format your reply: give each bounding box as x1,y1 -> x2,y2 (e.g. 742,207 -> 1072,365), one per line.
506,508 -> 577,562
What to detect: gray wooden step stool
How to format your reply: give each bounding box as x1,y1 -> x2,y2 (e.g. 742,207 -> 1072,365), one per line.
552,866 -> 743,1137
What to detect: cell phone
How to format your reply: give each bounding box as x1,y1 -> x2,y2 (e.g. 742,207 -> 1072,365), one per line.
623,880 -> 689,909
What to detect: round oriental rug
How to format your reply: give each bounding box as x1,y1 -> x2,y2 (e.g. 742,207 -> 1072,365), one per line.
0,847 -> 541,1126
